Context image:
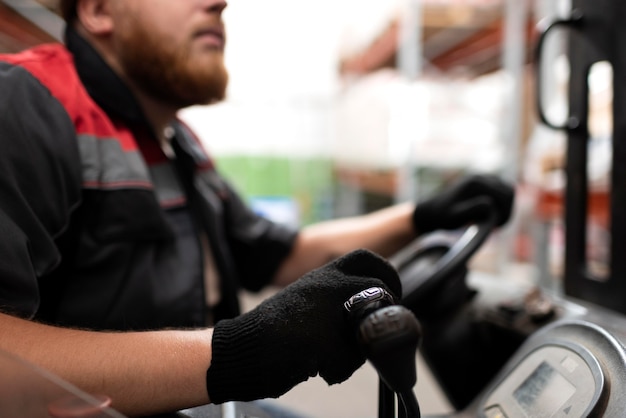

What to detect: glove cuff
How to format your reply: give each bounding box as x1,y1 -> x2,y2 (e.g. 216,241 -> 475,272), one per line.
206,317 -> 266,404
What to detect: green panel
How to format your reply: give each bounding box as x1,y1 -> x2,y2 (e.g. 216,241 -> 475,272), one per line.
214,155 -> 336,225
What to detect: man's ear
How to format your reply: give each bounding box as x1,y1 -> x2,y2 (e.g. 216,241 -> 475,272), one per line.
75,0 -> 113,35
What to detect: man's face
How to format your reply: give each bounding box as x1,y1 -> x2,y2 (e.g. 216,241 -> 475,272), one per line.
111,0 -> 229,108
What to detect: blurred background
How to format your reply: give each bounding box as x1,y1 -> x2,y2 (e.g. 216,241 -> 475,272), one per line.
0,0 -> 613,416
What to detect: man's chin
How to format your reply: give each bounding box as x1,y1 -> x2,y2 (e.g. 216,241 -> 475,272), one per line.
168,82 -> 228,108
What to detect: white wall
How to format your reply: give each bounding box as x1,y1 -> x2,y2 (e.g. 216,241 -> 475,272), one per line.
180,0 -> 402,158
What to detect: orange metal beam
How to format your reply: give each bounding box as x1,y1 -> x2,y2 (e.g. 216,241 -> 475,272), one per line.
0,3 -> 58,52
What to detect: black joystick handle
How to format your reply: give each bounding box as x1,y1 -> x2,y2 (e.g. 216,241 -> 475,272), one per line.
345,287 -> 422,418
358,305 -> 422,394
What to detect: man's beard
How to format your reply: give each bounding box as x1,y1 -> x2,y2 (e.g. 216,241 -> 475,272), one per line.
116,22 -> 229,108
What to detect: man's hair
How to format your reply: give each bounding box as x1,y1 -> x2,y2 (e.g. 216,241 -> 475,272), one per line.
59,0 -> 78,22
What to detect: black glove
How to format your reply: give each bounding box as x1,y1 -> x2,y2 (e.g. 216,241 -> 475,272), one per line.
412,174 -> 514,235
206,249 -> 402,403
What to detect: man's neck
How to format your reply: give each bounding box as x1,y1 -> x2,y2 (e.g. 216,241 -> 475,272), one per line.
130,90 -> 179,145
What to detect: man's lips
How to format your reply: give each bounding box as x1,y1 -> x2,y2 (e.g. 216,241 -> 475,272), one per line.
195,27 -> 225,49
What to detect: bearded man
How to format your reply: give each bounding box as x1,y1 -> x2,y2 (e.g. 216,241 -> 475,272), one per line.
0,0 -> 514,416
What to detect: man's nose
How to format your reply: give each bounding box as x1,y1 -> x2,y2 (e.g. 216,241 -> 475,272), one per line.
201,0 -> 228,15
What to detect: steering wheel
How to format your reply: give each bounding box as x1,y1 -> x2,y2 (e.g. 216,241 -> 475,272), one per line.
389,211 -> 498,315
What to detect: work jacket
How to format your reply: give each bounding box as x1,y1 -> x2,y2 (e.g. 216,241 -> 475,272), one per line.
0,28 -> 297,330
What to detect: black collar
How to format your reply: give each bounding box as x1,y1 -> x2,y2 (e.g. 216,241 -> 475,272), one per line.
65,27 -> 153,131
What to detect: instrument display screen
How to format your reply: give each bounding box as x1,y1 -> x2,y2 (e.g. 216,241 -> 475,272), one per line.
513,361 -> 576,416
483,344 -> 604,418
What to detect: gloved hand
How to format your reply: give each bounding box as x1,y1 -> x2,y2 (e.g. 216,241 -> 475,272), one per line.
412,174 -> 514,235
206,249 -> 402,403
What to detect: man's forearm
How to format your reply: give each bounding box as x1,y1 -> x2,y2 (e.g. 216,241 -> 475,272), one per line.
273,202 -> 416,287
0,313 -> 212,416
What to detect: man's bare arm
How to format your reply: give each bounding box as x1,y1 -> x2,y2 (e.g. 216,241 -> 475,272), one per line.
0,312 -> 213,416
273,203 -> 415,287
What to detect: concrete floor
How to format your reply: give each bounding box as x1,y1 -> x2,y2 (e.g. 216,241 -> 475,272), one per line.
272,354 -> 453,418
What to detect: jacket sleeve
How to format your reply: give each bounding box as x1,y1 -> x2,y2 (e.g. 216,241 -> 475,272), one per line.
0,62 -> 82,318
222,178 -> 299,292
